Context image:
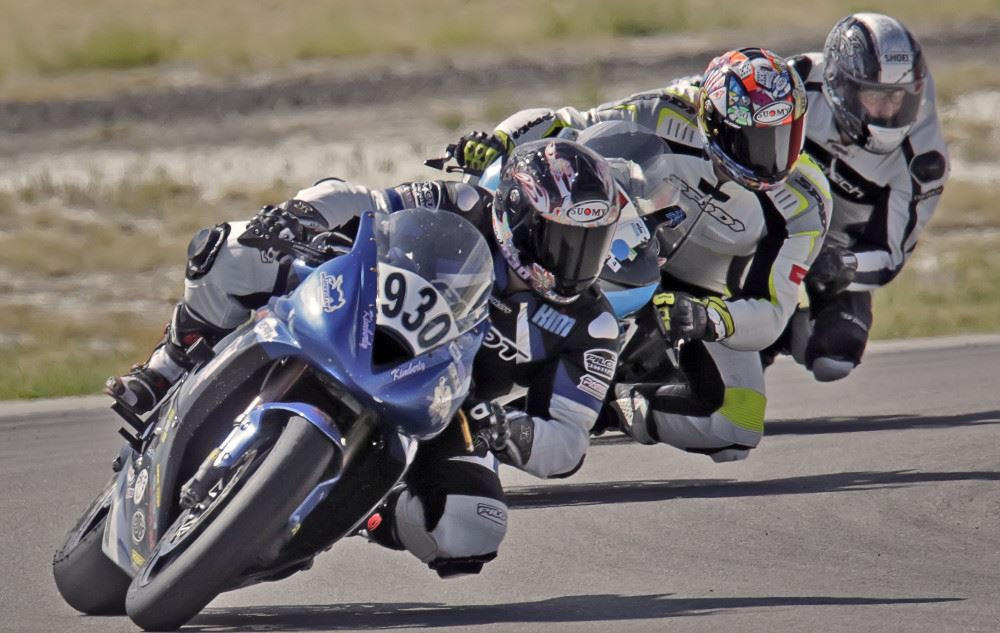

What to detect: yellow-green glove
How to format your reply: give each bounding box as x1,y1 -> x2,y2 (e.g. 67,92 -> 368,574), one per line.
652,292 -> 734,342
456,131 -> 507,175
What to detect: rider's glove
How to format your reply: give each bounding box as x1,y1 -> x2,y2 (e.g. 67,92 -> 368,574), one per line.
243,205 -> 310,243
806,245 -> 858,296
652,292 -> 734,343
243,200 -> 330,244
456,131 -> 507,176
462,397 -> 531,467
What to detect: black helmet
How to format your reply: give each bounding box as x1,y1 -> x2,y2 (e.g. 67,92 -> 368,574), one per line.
492,139 -> 620,304
698,48 -> 808,191
823,13 -> 927,153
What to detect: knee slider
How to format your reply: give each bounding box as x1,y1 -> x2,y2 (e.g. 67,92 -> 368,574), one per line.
186,224 -> 231,280
811,356 -> 856,382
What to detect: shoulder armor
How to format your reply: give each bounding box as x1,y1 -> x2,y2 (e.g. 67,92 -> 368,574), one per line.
909,150 -> 948,184
771,154 -> 832,232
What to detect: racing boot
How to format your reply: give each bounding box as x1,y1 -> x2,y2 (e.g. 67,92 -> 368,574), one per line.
608,383 -> 656,445
105,303 -> 228,415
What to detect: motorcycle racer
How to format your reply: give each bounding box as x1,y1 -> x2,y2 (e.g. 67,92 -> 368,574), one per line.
766,13 -> 950,380
457,48 -> 831,462
106,139 -> 622,577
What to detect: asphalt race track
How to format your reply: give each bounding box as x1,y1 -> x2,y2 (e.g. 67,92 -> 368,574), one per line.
2,336 -> 998,633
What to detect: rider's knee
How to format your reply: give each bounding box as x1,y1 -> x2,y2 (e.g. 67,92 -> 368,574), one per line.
185,224 -> 231,280
392,488 -> 507,578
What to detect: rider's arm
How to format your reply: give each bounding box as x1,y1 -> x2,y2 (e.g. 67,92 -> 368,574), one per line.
492,80 -> 702,150
847,78 -> 950,291
503,309 -> 621,479
723,156 -> 833,351
286,178 -> 490,232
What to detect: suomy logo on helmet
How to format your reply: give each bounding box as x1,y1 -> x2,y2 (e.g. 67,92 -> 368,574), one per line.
564,200 -> 611,224
753,101 -> 793,125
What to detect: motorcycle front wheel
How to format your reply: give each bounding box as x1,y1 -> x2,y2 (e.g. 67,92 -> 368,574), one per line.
125,415 -> 335,631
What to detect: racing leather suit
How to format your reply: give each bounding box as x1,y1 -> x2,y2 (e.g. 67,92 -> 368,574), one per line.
487,77 -> 831,461
777,53 -> 950,380
181,178 -> 620,575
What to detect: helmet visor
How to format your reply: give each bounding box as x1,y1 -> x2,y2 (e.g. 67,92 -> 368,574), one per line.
714,116 -> 805,187
533,218 -> 617,298
844,76 -> 923,129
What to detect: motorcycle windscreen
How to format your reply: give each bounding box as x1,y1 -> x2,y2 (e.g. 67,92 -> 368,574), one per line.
374,207 -> 493,357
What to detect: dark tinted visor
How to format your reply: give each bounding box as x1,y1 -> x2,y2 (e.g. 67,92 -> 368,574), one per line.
716,116 -> 805,183
844,76 -> 923,129
533,219 -> 617,297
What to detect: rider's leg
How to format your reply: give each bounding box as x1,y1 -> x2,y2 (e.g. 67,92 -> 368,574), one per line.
364,421 -> 508,578
805,290 -> 873,382
106,220 -> 288,413
615,341 -> 765,462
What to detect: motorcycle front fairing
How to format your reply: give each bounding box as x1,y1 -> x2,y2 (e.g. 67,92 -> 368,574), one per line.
103,209 -> 491,576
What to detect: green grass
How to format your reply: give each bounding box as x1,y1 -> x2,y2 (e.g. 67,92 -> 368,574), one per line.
24,24 -> 174,75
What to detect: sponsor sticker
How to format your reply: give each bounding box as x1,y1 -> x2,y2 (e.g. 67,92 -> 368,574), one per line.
427,376 -> 454,425
577,374 -> 610,400
133,469 -> 149,505
320,272 -> 346,312
391,360 -> 426,381
883,52 -> 911,63
565,200 -> 611,224
913,186 -> 944,202
489,295 -> 513,314
131,510 -> 146,543
753,101 -> 793,125
532,304 -> 576,338
477,503 -> 508,526
254,318 -> 278,342
583,349 -> 618,381
359,309 -> 374,349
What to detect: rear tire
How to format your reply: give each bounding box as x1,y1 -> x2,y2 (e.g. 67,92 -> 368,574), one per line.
52,481 -> 131,615
125,416 -> 335,631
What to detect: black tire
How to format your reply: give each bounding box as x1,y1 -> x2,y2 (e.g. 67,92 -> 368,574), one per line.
52,480 -> 132,615
125,416 -> 335,631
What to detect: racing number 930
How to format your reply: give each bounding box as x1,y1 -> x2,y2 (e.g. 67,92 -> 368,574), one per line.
381,271 -> 452,348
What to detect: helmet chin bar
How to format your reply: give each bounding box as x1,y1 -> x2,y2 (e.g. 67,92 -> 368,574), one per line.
864,123 -> 911,154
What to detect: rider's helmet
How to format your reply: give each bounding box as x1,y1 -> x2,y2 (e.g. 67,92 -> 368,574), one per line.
698,47 -> 808,191
822,13 -> 927,154
492,139 -> 621,304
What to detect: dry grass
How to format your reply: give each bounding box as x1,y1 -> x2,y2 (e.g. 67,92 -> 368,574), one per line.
1,0 -> 998,99
0,304 -> 166,399
934,62 -> 1000,105
873,232 -> 1000,339
928,180 -> 1000,230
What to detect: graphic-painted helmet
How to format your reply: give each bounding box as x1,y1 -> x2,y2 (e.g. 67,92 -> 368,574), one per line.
698,47 -> 808,191
492,139 -> 620,304
823,13 -> 927,154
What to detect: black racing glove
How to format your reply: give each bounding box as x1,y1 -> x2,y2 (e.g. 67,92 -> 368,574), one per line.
807,245 -> 858,297
242,204 -> 310,243
652,292 -> 734,343
462,397 -> 531,467
455,131 -> 507,176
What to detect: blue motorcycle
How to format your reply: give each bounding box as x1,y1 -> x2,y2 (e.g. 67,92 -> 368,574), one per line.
52,207 -> 494,631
